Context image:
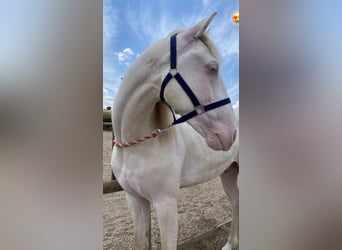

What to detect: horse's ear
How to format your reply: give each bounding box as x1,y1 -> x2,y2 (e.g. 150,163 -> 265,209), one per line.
182,12 -> 217,41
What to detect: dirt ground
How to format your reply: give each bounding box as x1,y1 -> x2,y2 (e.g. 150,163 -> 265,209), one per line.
103,131 -> 232,250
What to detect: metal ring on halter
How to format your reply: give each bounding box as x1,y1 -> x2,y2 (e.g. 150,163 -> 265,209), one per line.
156,125 -> 172,135
194,105 -> 205,115
169,68 -> 178,76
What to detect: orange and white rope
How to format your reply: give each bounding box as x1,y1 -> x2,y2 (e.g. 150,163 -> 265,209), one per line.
112,126 -> 172,148
112,131 -> 158,148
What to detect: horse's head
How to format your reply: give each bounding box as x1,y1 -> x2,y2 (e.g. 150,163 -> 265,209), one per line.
160,12 -> 237,151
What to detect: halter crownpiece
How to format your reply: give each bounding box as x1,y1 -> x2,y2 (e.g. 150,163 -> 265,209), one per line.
113,33 -> 231,148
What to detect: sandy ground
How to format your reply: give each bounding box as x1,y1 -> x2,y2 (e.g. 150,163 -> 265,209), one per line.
103,131 -> 232,250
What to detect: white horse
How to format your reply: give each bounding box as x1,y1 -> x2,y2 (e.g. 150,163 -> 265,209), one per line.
111,12 -> 239,250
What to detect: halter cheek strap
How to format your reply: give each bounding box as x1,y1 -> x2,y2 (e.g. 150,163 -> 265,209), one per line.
160,33 -> 231,125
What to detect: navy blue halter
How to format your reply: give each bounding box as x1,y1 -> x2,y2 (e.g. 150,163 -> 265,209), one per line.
160,33 -> 231,125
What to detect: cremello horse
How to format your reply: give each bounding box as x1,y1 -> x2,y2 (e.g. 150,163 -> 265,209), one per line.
111,12 -> 239,250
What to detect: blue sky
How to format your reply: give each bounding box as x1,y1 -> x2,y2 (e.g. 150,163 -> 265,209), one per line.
103,0 -> 239,109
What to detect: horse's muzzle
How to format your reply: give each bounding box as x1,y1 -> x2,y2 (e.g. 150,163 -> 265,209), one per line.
207,129 -> 237,151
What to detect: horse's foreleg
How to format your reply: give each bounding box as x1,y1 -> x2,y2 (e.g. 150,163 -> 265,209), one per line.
153,197 -> 178,250
126,193 -> 151,250
221,162 -> 239,250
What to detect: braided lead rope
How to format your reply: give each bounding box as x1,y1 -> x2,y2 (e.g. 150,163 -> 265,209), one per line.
112,125 -> 172,148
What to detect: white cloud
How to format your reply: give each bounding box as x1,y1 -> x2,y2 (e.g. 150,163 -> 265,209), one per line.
123,48 -> 133,54
233,100 -> 239,109
115,48 -> 135,66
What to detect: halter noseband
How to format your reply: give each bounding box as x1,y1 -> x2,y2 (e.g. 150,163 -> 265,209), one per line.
160,33 -> 231,125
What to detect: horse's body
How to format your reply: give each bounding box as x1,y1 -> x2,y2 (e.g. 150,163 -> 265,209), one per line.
111,12 -> 239,250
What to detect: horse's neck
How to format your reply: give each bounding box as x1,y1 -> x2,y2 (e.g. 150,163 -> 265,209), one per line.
114,87 -> 172,143
113,46 -> 172,144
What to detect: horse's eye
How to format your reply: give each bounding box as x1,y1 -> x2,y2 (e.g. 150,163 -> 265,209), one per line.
207,62 -> 219,74
209,67 -> 217,73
